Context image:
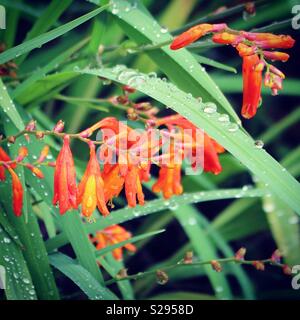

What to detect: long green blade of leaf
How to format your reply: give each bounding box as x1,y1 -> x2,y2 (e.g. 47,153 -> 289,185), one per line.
45,188 -> 266,251
78,66 -> 300,215
16,0 -> 73,65
174,205 -> 232,299
49,252 -> 118,300
0,4 -> 109,65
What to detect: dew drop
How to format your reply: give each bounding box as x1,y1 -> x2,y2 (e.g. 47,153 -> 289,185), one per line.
160,26 -> 168,34
218,114 -> 230,123
254,140 -> 264,149
203,102 -> 217,114
3,237 -> 11,244
227,123 -> 239,132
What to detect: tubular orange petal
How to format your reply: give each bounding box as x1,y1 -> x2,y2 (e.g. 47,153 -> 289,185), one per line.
78,143 -> 109,217
52,135 -> 77,214
203,134 -> 223,175
241,54 -> 263,119
212,32 -> 243,45
170,24 -> 214,50
103,165 -> 125,203
263,51 -> 289,62
0,166 -> 5,181
171,23 -> 227,50
7,167 -> 23,217
0,147 -> 16,180
81,176 -> 97,217
236,43 -> 256,57
242,32 -> 295,49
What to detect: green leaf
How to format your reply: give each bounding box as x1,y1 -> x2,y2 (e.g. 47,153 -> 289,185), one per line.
45,188 -> 266,251
0,79 -> 24,130
16,0 -> 73,65
0,4 -> 109,65
197,214 -> 254,299
1,121 -> 59,300
262,194 -> 300,266
12,38 -> 89,99
0,217 -> 37,300
98,254 -> 134,300
16,72 -> 79,105
49,252 -> 118,300
78,66 -> 300,215
0,209 -> 24,248
173,205 -> 232,299
194,55 -> 237,74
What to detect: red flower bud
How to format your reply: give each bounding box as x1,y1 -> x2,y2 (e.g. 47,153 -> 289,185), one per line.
211,260 -> 222,272
53,120 -> 65,133
252,261 -> 265,271
235,247 -> 247,260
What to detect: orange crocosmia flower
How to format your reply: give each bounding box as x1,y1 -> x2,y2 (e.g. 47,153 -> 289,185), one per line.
203,133 -> 223,175
0,147 -> 16,181
153,115 -> 224,175
102,164 -> 125,203
53,135 -> 78,215
241,54 -> 264,119
91,225 -> 136,261
170,23 -> 227,50
152,164 -> 183,199
77,143 -> 109,217
124,163 -> 145,207
242,32 -> 295,49
7,166 -> 23,217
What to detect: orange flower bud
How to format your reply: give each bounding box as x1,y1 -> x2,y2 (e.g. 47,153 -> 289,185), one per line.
263,51 -> 289,62
241,54 -> 263,119
16,146 -> 28,162
211,260 -> 222,272
252,261 -> 265,271
170,23 -> 227,50
7,166 -> 23,217
243,32 -> 295,49
37,145 -> 49,163
25,164 -> 44,179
